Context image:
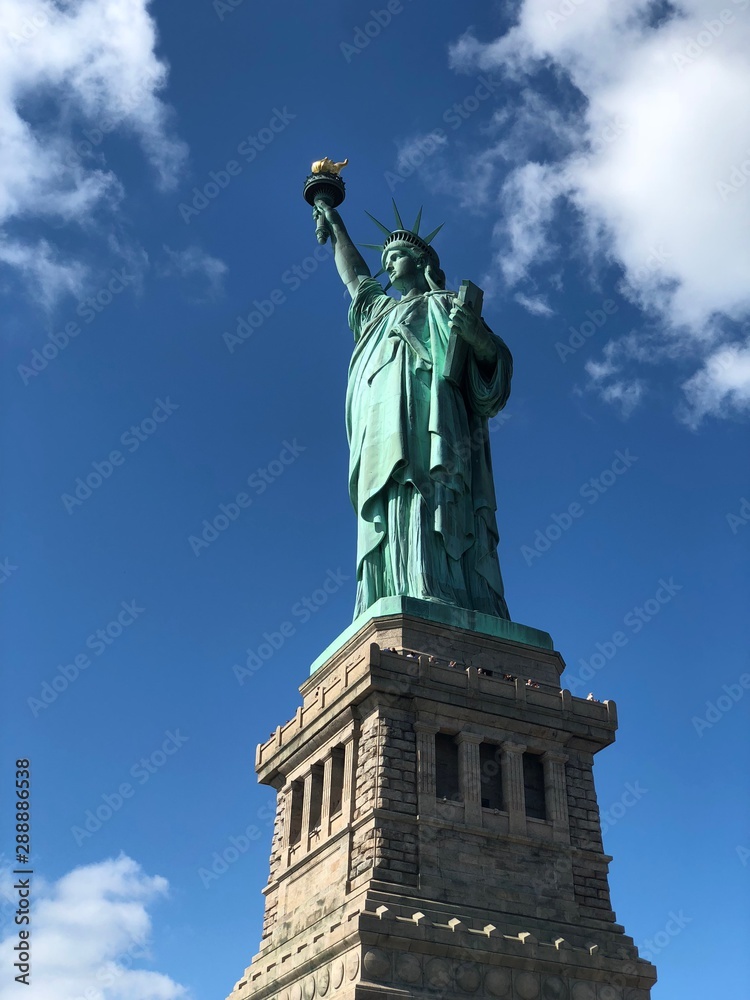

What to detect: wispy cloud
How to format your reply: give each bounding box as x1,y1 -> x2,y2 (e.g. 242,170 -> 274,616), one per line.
584,356 -> 646,418
0,237 -> 89,310
0,0 -> 186,309
514,291 -> 554,317
159,245 -> 228,301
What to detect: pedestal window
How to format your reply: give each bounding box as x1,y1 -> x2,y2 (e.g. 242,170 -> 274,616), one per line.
479,742 -> 504,810
289,780 -> 304,845
523,752 -> 547,820
329,746 -> 345,817
435,733 -> 461,801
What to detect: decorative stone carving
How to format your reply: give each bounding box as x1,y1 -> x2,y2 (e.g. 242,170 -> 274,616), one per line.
456,961 -> 481,993
303,976 -> 315,1000
346,951 -> 360,981
425,957 -> 452,989
542,976 -> 568,999
571,983 -> 596,1000
485,967 -> 512,997
395,953 -> 422,984
331,960 -> 344,990
363,949 -> 390,980
515,971 -> 541,999
316,966 -> 330,996
597,987 -> 622,1000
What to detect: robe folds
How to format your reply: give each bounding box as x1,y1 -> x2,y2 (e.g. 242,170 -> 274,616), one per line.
346,277 -> 512,620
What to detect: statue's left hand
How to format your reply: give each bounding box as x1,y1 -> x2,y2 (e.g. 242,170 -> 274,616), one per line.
449,303 -> 496,363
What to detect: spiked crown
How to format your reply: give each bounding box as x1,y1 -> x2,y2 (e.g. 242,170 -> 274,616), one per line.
360,200 -> 444,285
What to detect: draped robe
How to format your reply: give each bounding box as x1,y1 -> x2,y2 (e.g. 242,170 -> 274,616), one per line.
346,277 -> 512,620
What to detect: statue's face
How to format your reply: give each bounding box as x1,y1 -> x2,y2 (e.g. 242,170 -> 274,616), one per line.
384,247 -> 420,291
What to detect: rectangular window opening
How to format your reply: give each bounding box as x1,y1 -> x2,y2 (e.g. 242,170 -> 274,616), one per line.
523,752 -> 547,820
435,733 -> 461,802
479,742 -> 504,810
289,780 -> 304,844
309,766 -> 324,832
329,747 -> 345,816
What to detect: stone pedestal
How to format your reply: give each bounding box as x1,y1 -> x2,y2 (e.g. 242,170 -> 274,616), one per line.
224,606 -> 656,1000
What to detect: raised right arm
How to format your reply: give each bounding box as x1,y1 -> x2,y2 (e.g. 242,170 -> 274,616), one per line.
313,203 -> 371,299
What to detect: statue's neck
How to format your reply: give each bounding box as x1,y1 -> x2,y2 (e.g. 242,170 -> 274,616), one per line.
398,285 -> 429,301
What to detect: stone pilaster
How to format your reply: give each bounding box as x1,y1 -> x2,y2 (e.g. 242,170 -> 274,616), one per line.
279,782 -> 293,861
501,740 -> 527,837
300,770 -> 314,849
321,750 -> 334,836
542,750 -> 569,843
341,734 -> 355,824
414,721 -> 439,816
457,732 -> 483,825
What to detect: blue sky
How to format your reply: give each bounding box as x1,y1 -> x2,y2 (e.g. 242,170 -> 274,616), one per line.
1,1 -> 748,998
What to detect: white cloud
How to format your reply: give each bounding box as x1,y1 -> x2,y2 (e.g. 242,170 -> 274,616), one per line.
0,237 -> 89,309
494,161 -> 561,286
395,131 -> 449,178
680,339 -> 750,426
585,356 -> 619,382
0,0 -> 186,307
106,232 -> 151,296
598,378 -> 646,418
0,855 -> 187,1000
514,291 -> 554,316
159,245 -> 228,301
583,343 -> 646,417
448,0 -> 750,424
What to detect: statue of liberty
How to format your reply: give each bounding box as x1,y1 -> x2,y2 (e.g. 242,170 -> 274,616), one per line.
309,173 -> 512,623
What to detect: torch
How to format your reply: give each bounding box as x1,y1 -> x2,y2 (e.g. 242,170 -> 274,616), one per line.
303,158 -> 348,244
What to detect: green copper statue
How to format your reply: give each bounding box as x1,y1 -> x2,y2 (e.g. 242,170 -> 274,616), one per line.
305,165 -> 512,622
